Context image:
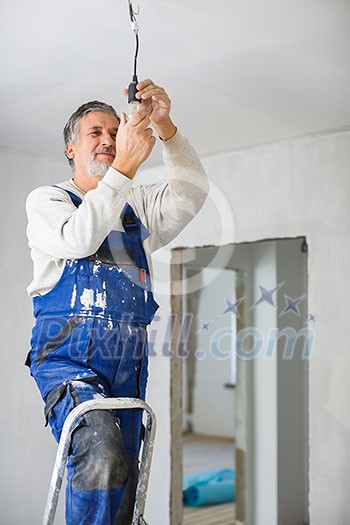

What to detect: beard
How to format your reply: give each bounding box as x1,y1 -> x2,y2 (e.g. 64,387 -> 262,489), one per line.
88,148 -> 115,179
88,159 -> 110,179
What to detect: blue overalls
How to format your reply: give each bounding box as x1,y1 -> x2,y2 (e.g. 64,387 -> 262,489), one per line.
26,189 -> 159,525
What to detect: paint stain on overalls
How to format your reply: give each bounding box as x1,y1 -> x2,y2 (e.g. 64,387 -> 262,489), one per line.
26,189 -> 159,525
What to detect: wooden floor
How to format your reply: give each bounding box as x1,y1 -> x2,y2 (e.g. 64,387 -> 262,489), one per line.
183,502 -> 235,525
182,433 -> 236,525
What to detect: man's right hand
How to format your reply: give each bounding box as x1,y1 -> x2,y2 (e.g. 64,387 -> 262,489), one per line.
112,108 -> 156,179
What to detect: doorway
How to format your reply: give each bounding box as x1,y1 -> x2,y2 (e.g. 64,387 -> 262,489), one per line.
170,238 -> 310,525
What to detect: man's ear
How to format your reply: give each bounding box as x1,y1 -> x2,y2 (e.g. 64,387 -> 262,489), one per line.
65,144 -> 75,160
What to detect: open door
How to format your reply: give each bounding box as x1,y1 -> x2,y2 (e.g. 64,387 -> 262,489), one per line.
170,238 -> 310,525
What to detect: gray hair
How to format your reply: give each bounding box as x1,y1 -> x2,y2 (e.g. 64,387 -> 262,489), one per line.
63,100 -> 120,170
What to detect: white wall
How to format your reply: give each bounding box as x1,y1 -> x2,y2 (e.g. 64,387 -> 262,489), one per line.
0,148 -> 70,524
185,266 -> 236,438
276,238 -> 309,524
3,127 -> 350,524
251,242 -> 278,525
232,238 -> 308,524
145,128 -> 350,524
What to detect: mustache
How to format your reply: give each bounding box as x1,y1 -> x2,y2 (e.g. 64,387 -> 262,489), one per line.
93,147 -> 116,158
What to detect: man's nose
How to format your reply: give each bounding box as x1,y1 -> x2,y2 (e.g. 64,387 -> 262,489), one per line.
100,133 -> 113,147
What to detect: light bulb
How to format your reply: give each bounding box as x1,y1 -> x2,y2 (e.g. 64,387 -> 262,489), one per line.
127,77 -> 141,120
127,100 -> 141,120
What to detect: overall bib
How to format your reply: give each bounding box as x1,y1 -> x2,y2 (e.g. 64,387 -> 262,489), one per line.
27,189 -> 159,525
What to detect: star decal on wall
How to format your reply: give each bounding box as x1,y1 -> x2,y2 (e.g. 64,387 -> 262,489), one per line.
251,282 -> 284,309
197,320 -> 213,333
280,294 -> 305,316
222,297 -> 244,316
306,312 -> 318,323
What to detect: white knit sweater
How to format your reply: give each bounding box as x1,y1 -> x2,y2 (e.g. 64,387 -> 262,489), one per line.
26,130 -> 209,297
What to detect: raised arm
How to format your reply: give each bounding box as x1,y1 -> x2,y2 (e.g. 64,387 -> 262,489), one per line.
129,130 -> 209,253
124,79 -> 209,252
26,107 -> 156,260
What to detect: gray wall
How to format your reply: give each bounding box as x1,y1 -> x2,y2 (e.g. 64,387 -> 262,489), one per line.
162,129 -> 350,524
0,148 -> 70,524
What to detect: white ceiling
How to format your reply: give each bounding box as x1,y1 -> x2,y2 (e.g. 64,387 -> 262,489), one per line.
1,0 -> 349,167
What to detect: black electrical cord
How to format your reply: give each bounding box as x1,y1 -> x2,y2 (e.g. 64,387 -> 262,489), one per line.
127,1 -> 140,105
133,32 -> 139,80
128,1 -> 139,79
127,0 -> 141,112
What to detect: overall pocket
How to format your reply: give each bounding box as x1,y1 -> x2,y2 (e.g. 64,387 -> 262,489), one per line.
34,316 -> 85,367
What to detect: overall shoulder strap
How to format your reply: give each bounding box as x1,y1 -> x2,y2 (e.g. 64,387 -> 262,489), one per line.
121,203 -> 139,231
52,185 -> 82,208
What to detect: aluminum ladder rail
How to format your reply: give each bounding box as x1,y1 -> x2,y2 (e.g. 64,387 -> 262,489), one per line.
42,397 -> 156,525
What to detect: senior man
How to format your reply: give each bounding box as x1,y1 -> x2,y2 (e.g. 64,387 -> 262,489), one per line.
25,79 -> 209,525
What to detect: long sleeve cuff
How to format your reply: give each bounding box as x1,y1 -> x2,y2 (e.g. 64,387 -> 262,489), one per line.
100,166 -> 133,196
161,130 -> 188,158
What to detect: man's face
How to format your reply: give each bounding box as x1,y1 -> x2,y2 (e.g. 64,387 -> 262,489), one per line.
66,111 -> 119,178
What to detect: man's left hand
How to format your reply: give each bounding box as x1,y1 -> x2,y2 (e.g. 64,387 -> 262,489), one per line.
123,79 -> 177,141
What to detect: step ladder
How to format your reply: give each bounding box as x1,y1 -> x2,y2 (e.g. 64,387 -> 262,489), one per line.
42,397 -> 156,525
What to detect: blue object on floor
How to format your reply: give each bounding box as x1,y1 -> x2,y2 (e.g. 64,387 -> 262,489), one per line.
183,469 -> 236,507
